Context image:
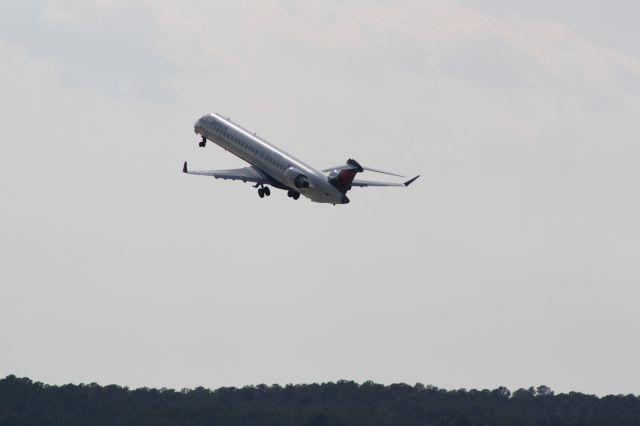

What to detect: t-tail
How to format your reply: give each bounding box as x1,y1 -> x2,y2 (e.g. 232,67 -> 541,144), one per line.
327,159 -> 363,192
323,159 -> 418,194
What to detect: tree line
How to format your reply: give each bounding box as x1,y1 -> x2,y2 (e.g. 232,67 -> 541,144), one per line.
1,375 -> 639,425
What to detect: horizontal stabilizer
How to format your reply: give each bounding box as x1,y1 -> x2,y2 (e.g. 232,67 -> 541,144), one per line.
404,175 -> 420,187
322,159 -> 404,177
349,175 -> 420,188
362,166 -> 405,178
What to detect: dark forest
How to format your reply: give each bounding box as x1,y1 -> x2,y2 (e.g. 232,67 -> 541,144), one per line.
2,375 -> 639,426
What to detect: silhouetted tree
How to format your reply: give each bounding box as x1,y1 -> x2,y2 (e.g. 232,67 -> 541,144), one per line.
1,375 -> 639,426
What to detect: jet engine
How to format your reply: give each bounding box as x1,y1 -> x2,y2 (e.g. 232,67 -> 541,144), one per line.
284,167 -> 310,189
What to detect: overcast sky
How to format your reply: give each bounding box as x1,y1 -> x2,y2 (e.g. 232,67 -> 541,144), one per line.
1,0 -> 639,396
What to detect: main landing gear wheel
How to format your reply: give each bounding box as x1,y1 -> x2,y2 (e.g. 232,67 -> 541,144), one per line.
198,136 -> 206,147
257,186 -> 270,198
288,190 -> 300,200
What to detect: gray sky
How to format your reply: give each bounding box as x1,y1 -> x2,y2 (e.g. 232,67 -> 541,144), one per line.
1,0 -> 639,396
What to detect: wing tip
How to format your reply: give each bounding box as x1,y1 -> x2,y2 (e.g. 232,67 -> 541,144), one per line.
404,175 -> 420,187
183,161 -> 188,173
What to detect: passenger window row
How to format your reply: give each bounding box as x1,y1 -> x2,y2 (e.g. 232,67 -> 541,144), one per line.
224,132 -> 287,171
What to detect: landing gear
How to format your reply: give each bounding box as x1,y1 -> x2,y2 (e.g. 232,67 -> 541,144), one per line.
257,185 -> 271,199
198,136 -> 206,147
287,190 -> 300,200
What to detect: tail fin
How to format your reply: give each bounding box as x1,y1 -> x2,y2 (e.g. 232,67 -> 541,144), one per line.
327,159 -> 363,192
324,158 -> 408,193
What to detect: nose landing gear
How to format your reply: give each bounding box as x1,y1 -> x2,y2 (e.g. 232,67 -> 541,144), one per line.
287,190 -> 300,200
198,136 -> 206,147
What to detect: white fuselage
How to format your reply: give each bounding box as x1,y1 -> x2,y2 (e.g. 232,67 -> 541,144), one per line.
194,113 -> 349,204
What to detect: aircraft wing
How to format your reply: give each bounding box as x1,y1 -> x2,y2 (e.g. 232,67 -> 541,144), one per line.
182,161 -> 274,185
351,175 -> 420,188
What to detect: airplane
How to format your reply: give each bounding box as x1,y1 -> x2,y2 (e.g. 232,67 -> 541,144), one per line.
183,113 -> 419,205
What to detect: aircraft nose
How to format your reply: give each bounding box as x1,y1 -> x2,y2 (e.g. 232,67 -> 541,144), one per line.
341,195 -> 350,204
194,115 -> 207,132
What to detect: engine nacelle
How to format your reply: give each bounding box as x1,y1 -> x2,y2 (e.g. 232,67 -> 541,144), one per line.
284,167 -> 310,189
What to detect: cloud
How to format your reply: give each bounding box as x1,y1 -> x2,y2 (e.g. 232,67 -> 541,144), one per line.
459,0 -> 640,56
2,1 -> 640,395
4,0 -> 638,107
139,0 -> 640,109
0,0 -> 178,101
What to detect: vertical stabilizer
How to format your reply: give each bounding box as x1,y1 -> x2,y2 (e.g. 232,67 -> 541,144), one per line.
328,159 -> 364,193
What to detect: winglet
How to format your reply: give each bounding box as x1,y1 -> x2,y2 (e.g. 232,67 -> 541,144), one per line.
183,161 -> 188,173
404,175 -> 420,187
